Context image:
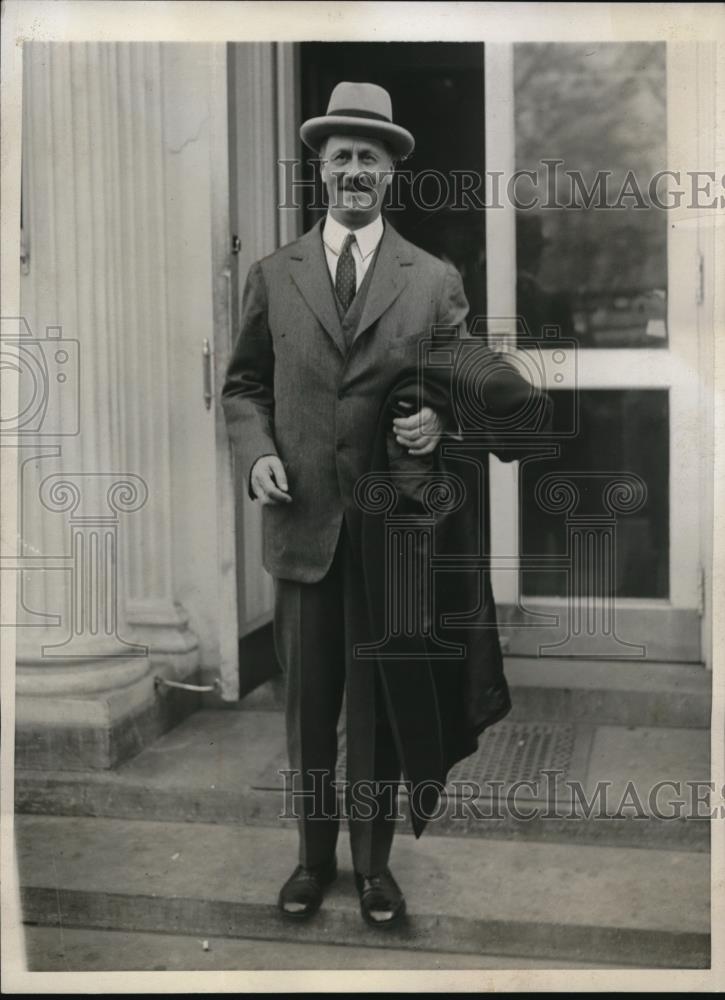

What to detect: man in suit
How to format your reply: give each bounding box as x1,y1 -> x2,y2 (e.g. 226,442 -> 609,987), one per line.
221,81 -> 470,928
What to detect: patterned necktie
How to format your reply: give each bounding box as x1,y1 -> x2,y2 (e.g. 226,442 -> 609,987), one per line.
335,233 -> 357,312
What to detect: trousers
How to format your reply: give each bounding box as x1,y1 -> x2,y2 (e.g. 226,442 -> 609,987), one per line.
272,518 -> 402,876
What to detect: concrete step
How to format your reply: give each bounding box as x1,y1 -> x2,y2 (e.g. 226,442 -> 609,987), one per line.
231,657 -> 712,729
22,925 -> 605,971
15,815 -> 709,968
15,709 -> 711,852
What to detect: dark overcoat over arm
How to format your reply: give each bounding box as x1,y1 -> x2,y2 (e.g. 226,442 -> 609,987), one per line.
359,347 -> 554,836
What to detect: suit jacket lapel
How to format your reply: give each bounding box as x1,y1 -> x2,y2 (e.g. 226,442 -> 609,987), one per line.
288,219 -> 346,357
354,220 -> 413,342
287,217 -> 414,356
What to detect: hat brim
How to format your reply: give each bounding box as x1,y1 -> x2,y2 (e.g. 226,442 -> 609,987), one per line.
300,115 -> 415,159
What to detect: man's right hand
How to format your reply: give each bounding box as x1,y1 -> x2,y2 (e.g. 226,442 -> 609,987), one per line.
250,455 -> 292,505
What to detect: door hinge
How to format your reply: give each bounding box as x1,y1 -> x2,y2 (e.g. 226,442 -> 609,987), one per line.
202,338 -> 213,410
231,234 -> 242,255
696,250 -> 705,306
20,226 -> 30,275
697,563 -> 705,617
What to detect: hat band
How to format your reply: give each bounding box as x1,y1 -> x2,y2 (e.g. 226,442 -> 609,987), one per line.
327,108 -> 392,123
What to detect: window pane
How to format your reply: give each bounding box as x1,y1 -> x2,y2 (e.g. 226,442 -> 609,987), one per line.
513,42 -> 667,349
520,389 -> 669,599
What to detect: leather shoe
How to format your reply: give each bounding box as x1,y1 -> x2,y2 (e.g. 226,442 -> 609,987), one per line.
354,867 -> 406,928
278,857 -> 337,919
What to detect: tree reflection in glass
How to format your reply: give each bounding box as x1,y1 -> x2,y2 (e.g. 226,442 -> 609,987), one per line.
513,42 -> 667,349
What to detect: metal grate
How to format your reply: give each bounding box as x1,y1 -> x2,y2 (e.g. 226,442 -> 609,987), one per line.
446,721 -> 577,787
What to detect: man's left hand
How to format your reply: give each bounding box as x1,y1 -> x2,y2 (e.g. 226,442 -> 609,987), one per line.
392,406 -> 442,456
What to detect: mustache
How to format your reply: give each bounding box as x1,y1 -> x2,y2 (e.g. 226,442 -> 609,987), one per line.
337,176 -> 377,191
328,174 -> 385,210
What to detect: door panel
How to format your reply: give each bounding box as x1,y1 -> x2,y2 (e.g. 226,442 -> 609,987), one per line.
520,389 -> 669,600
227,43 -> 303,695
513,42 -> 668,351
228,43 -> 277,644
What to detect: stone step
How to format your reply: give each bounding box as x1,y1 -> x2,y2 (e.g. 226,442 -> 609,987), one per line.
22,925 -> 605,971
15,709 -> 711,852
16,815 -> 709,969
231,657 -> 712,729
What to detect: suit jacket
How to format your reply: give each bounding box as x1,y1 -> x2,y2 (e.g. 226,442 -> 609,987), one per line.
221,216 -> 469,583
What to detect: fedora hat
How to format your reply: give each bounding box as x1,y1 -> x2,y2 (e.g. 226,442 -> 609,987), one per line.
300,81 -> 415,160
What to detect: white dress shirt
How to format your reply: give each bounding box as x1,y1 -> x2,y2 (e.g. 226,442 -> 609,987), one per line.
322,212 -> 384,292
322,210 -> 456,439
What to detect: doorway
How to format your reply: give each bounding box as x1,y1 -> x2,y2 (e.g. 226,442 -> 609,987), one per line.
227,41 -> 490,697
299,42 -> 487,318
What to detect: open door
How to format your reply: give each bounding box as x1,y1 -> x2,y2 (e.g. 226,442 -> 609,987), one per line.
227,43 -> 302,696
227,41 -> 489,697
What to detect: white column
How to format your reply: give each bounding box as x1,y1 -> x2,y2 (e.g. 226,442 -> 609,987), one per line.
15,41 -> 199,765
17,42 -> 149,670
110,42 -> 198,672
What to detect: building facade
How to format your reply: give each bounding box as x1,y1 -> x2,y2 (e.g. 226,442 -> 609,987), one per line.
12,41 -> 721,769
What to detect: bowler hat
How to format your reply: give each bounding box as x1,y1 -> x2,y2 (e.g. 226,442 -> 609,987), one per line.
300,81 -> 415,160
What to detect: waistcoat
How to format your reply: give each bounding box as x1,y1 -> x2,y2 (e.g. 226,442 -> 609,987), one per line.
331,236 -> 381,351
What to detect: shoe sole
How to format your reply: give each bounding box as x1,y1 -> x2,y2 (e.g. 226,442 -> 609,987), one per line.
277,867 -> 338,921
360,899 -> 407,929
278,901 -> 322,921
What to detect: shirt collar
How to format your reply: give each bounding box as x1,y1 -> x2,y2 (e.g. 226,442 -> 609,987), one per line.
323,212 -> 384,261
